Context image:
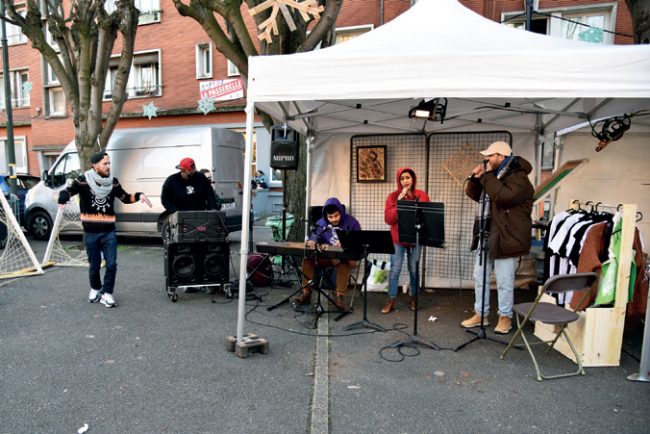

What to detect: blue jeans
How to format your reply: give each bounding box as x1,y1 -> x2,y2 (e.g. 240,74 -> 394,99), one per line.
387,244 -> 421,298
473,251 -> 516,318
84,230 -> 118,294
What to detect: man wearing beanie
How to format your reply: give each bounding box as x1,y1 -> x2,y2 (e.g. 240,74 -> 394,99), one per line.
58,151 -> 152,307
460,141 -> 534,334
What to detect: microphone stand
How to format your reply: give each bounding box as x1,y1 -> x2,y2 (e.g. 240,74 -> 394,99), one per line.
455,166 -> 508,351
310,232 -> 349,328
266,222 -> 320,311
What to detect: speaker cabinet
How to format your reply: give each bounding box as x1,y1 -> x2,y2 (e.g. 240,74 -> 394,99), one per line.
164,242 -> 229,286
166,210 -> 228,244
270,126 -> 299,170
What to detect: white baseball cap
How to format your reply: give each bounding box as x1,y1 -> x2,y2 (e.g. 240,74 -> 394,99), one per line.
479,141 -> 512,157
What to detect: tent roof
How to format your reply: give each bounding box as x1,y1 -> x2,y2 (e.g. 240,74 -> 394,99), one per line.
247,0 -> 650,136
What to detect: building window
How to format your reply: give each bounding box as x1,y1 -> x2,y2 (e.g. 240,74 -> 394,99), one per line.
503,4 -> 615,44
0,136 -> 28,173
105,0 -> 161,25
45,87 -> 66,117
3,9 -> 27,46
561,12 -> 608,43
0,70 -> 30,109
309,24 -> 374,51
43,58 -> 61,86
196,43 -> 213,79
104,50 -> 162,99
44,22 -> 60,51
335,25 -> 373,44
227,60 -> 240,77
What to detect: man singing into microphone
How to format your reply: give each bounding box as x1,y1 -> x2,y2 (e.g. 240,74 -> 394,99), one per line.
292,197 -> 361,310
460,141 -> 534,334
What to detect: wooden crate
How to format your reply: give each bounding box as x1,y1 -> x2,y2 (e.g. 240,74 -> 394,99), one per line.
533,202 -> 636,367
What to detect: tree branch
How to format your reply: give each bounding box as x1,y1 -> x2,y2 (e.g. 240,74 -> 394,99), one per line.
300,0 -> 342,52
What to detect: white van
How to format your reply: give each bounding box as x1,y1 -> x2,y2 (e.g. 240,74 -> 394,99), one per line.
25,125 -> 245,239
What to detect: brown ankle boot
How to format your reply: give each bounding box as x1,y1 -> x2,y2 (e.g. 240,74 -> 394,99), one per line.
381,298 -> 396,314
410,296 -> 417,311
292,291 -> 311,306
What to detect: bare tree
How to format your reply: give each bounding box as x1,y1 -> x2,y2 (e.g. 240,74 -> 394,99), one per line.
1,0 -> 139,170
173,0 -> 344,240
627,0 -> 650,43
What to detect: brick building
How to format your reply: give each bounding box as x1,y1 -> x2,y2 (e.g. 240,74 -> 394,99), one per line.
0,0 -> 635,181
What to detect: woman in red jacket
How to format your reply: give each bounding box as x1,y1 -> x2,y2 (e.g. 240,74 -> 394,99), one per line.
381,167 -> 430,314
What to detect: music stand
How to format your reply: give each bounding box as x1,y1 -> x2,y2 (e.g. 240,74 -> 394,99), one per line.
390,201 -> 445,352
338,230 -> 395,332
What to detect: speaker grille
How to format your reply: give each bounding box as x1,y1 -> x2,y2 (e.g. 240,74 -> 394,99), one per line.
164,242 -> 229,286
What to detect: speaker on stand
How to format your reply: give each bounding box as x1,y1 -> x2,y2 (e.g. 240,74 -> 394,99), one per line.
269,126 -> 299,273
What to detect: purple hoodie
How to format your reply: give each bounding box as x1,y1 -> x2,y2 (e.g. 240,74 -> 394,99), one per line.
310,197 -> 361,245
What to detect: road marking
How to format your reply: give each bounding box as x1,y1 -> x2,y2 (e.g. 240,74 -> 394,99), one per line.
310,314 -> 329,434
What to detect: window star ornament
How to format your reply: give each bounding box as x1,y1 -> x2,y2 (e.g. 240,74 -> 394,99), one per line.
197,96 -> 215,115
248,0 -> 324,43
142,102 -> 159,120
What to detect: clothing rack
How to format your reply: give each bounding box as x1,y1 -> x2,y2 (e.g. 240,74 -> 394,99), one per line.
535,200 -> 637,367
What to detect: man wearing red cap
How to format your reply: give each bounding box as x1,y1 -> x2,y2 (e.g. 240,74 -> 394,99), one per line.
161,157 -> 218,213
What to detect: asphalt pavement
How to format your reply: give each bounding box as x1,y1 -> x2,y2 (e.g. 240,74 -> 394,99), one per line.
0,228 -> 648,434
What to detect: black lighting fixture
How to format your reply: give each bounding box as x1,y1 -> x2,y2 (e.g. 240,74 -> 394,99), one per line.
590,114 -> 631,152
408,98 -> 447,124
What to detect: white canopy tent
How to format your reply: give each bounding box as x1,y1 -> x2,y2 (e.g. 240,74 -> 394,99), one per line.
234,0 -> 650,342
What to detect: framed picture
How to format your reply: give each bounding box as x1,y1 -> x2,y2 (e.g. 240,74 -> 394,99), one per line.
357,145 -> 386,182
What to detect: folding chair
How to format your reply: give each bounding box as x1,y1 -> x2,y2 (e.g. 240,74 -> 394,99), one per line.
500,272 -> 597,381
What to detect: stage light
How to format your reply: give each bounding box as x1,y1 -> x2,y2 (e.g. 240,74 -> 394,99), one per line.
408,98 -> 447,123
590,114 -> 631,152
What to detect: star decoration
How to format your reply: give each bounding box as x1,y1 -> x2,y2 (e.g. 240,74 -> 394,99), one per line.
142,102 -> 158,120
22,81 -> 33,94
248,0 -> 324,43
197,96 -> 215,115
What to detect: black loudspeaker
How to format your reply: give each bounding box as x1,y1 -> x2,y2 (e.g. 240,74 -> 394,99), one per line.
270,126 -> 299,170
166,210 -> 228,244
164,242 -> 229,286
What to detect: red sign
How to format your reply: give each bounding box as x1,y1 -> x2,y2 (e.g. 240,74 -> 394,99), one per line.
199,79 -> 244,101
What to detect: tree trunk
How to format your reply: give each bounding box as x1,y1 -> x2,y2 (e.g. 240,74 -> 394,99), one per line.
76,133 -> 97,172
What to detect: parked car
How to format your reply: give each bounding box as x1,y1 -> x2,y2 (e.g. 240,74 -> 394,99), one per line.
25,125 -> 245,240
0,174 -> 41,226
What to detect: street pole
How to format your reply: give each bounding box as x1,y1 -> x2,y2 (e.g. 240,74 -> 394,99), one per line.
524,0 -> 533,32
0,1 -> 18,196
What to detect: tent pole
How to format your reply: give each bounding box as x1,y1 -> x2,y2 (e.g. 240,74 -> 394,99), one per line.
304,134 -> 313,240
236,102 -> 256,343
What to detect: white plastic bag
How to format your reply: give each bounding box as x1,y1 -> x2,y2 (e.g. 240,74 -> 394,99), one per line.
366,260 -> 390,292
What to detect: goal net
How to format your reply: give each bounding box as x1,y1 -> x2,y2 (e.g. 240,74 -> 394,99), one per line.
42,203 -> 88,267
0,193 -> 44,279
